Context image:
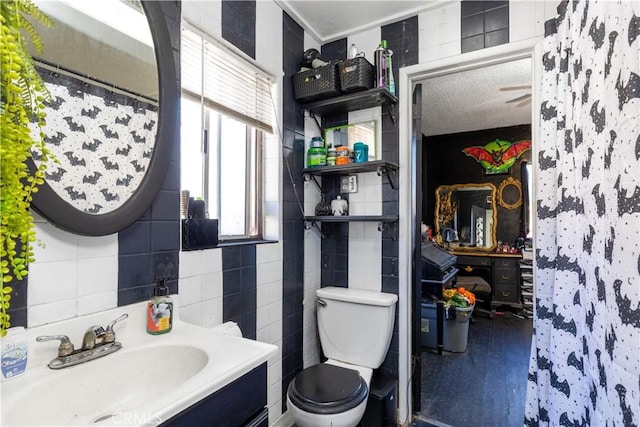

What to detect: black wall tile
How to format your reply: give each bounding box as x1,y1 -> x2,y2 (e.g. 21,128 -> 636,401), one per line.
118,2 -> 181,307
461,1 -> 509,53
119,221 -> 151,254
282,11 -> 305,412
222,244 -> 256,340
221,0 -> 256,59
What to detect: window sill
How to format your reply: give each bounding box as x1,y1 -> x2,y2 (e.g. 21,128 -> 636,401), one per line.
216,239 -> 278,248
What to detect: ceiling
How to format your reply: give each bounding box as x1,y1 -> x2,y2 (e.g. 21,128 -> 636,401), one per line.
279,0 -> 532,137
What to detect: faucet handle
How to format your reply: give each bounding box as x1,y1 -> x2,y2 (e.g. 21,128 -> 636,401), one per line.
103,313 -> 128,343
36,335 -> 75,357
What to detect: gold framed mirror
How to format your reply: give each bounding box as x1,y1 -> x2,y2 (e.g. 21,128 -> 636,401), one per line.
435,183 -> 498,251
497,177 -> 523,210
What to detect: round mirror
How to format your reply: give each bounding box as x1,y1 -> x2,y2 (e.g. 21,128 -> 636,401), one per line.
28,0 -> 177,235
497,177 -> 523,210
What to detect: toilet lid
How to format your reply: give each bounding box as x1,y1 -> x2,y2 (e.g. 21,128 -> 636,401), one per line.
288,364 -> 368,414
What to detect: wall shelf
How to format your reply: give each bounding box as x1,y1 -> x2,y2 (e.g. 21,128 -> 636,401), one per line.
303,160 -> 399,189
304,215 -> 398,238
302,87 -> 398,123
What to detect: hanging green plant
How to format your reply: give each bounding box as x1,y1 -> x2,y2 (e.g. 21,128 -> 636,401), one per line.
1,0 -> 54,334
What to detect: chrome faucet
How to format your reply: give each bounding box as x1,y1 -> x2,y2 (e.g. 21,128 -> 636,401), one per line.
37,313 -> 128,369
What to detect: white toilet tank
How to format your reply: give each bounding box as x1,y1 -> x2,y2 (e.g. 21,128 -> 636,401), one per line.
315,286 -> 398,369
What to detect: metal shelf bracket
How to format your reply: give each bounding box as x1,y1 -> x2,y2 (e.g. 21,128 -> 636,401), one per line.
303,174 -> 323,193
304,220 -> 327,239
377,165 -> 398,189
377,221 -> 398,240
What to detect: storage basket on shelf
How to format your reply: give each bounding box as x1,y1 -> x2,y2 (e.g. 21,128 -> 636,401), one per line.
292,61 -> 340,102
338,57 -> 375,93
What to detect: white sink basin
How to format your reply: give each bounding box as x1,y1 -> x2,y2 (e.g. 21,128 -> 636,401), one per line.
1,300 -> 278,426
4,346 -> 208,426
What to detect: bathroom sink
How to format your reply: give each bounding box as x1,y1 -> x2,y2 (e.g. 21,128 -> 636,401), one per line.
1,300 -> 278,426
3,345 -> 208,426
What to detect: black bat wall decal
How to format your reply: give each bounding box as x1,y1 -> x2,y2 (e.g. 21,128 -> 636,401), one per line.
64,186 -> 86,200
81,106 -> 101,118
63,116 -> 85,133
143,149 -> 152,158
115,114 -> 132,126
63,151 -> 86,166
99,124 -> 119,139
99,156 -> 119,170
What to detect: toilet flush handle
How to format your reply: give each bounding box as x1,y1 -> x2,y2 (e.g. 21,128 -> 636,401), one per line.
316,297 -> 327,307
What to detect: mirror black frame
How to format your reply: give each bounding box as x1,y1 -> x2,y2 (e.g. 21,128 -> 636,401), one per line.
29,1 -> 178,236
434,183 -> 498,252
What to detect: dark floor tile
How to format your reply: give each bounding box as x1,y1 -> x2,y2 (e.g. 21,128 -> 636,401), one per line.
419,314 -> 532,426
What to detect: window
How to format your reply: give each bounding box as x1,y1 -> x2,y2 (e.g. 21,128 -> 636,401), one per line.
181,26 -> 273,240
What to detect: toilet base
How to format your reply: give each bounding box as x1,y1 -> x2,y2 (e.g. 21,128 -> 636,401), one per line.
286,393 -> 367,427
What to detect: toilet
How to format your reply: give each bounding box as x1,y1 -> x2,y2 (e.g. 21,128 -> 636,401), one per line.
286,286 -> 398,427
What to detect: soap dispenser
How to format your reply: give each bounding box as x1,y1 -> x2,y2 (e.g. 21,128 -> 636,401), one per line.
147,279 -> 173,335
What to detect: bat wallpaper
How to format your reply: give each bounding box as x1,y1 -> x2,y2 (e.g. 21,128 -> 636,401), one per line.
462,139 -> 531,173
31,67 -> 158,215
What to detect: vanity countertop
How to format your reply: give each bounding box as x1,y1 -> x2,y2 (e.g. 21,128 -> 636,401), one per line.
1,298 -> 278,426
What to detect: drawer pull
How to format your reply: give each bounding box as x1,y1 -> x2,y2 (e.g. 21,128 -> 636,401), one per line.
464,266 -> 473,273
501,274 -> 510,280
501,291 -> 511,297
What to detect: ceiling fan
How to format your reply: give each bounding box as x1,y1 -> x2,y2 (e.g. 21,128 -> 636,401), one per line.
500,85 -> 531,107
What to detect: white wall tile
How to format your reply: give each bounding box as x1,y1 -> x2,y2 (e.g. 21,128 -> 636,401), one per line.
77,257 -> 118,296
202,271 -> 223,300
202,248 -> 222,273
201,297 -> 223,328
28,299 -> 77,327
33,221 -> 78,262
179,275 -> 204,307
77,292 -> 117,317
179,250 -> 203,278
182,1 -> 222,39
180,302 -> 203,326
76,234 -> 118,260
28,260 -> 78,305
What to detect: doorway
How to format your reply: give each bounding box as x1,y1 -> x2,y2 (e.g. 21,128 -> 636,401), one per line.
396,38 -> 539,424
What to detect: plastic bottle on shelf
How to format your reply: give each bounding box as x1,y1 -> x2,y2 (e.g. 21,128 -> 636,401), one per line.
374,42 -> 386,89
382,40 -> 395,95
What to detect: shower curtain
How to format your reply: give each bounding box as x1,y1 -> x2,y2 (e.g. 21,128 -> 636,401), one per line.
525,1 -> 639,426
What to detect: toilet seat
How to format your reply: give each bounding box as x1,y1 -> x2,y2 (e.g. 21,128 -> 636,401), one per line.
288,364 -> 368,414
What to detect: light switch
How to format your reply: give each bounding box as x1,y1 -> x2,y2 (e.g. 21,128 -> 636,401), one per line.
340,175 -> 358,193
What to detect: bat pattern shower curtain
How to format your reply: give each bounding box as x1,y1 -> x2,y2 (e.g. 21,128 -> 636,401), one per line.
525,1 -> 639,426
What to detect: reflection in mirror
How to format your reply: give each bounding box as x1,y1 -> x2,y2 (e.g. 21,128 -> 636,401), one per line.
30,0 -> 158,216
435,183 -> 498,251
324,121 -> 376,160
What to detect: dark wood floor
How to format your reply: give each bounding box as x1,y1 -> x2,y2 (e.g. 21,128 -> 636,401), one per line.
417,313 -> 533,427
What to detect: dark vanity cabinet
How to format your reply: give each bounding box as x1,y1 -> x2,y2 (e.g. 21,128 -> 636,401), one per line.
491,257 -> 521,306
161,363 -> 268,427
454,252 -> 522,309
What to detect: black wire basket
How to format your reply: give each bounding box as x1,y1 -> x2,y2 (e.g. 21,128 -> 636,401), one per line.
339,57 -> 374,93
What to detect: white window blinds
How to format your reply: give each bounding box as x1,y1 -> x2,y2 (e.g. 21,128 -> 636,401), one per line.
181,28 -> 274,134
